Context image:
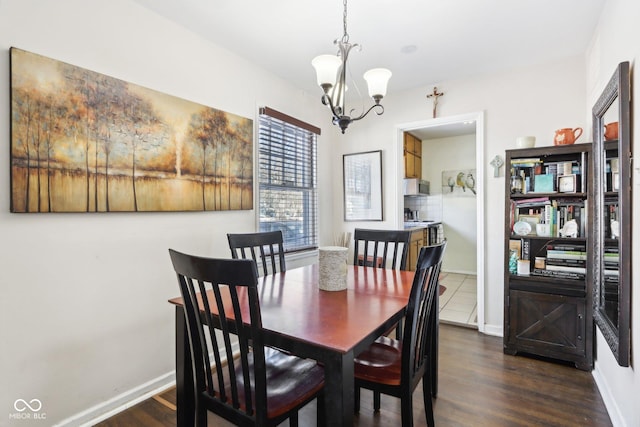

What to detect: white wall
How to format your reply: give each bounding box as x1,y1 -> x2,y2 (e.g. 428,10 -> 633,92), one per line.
334,56 -> 587,333
586,0 -> 640,426
423,134 -> 477,274
0,0 -> 336,425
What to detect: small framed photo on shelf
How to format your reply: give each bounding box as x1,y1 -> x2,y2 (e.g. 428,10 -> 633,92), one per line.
558,174 -> 577,193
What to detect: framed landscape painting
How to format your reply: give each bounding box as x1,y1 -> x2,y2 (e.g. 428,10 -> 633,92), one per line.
10,48 -> 253,213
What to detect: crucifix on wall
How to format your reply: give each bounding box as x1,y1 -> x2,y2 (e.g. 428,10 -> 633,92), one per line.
426,86 -> 444,118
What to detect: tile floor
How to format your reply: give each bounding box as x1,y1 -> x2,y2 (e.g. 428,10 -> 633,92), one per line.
439,272 -> 477,328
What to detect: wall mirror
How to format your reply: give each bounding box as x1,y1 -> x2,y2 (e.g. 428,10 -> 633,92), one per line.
591,61 -> 631,366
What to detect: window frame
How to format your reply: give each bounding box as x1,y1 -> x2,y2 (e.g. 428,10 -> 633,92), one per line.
257,107 -> 320,254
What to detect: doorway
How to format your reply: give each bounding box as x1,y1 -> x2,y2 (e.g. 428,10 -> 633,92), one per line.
397,112 -> 485,332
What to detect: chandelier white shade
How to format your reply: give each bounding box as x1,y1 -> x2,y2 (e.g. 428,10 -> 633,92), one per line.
363,68 -> 392,99
311,55 -> 342,88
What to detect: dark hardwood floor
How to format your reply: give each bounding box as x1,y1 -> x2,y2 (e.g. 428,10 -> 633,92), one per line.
96,324 -> 612,426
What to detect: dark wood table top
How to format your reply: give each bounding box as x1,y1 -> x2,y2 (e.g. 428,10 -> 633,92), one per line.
169,264 -> 415,354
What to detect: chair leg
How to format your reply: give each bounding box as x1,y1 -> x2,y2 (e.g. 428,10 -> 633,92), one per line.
373,391 -> 381,412
354,387 -> 360,413
317,390 -> 325,425
422,375 -> 431,400
422,378 -> 436,427
400,395 -> 414,427
196,405 -> 207,427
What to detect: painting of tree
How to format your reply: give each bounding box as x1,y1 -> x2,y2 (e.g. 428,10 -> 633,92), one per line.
10,48 -> 253,213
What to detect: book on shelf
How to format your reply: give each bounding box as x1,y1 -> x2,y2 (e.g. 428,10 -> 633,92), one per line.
546,250 -> 587,260
521,238 -> 531,260
604,253 -> 620,262
532,268 -> 585,280
513,196 -> 550,206
509,240 -> 522,259
546,264 -> 587,274
546,243 -> 586,251
545,258 -> 586,267
534,174 -> 555,193
511,158 -> 543,165
604,260 -> 619,269
542,202 -> 557,236
605,274 -> 620,283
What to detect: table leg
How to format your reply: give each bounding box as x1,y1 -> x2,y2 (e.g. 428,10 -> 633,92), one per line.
322,351 -> 354,426
175,306 -> 195,427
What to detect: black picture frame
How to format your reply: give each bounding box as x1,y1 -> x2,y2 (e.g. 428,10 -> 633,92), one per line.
343,150 -> 383,221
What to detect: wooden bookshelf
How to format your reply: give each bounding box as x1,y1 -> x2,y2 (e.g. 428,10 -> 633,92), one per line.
503,143 -> 593,370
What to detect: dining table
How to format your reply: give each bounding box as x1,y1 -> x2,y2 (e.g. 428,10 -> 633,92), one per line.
169,263 -> 418,426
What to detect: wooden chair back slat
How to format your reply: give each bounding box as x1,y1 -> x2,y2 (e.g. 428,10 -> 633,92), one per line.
353,228 -> 412,270
227,231 -> 286,276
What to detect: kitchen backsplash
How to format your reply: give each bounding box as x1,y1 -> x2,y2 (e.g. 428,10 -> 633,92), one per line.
404,194 -> 443,222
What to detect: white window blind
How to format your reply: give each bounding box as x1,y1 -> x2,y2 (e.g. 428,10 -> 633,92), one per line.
258,107 -> 319,253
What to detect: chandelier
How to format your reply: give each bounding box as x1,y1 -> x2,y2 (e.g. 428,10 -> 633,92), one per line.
311,0 -> 391,134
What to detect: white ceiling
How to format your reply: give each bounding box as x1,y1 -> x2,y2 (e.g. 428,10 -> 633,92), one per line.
132,0 -> 605,137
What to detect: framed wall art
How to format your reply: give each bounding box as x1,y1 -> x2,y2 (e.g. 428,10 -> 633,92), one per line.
442,168 -> 477,196
343,150 -> 383,221
10,47 -> 254,213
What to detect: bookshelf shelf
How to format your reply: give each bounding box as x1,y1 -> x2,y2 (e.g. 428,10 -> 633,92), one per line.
503,143 -> 593,370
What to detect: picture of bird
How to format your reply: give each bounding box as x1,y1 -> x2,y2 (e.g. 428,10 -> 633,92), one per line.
456,172 -> 466,191
465,173 -> 476,194
442,169 -> 477,196
447,176 -> 455,192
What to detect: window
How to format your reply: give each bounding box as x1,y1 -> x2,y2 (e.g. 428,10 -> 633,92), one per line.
258,107 -> 320,253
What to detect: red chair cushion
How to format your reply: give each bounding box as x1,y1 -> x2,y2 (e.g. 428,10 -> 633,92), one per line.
354,336 -> 402,386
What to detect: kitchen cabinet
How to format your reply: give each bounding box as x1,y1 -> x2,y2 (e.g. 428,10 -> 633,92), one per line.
405,223 -> 444,271
404,132 -> 422,179
406,228 -> 425,271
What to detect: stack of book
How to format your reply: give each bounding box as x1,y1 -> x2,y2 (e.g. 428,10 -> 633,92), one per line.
532,243 -> 586,280
604,246 -> 619,283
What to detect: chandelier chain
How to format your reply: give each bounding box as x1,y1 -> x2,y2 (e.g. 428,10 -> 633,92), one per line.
342,0 -> 349,43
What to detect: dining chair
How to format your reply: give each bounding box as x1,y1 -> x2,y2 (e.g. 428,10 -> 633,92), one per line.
353,228 -> 412,270
353,240 -> 447,427
168,249 -> 324,427
227,231 -> 286,276
353,228 -> 413,340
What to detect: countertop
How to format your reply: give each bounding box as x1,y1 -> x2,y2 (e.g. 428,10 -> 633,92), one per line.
403,221 -> 442,230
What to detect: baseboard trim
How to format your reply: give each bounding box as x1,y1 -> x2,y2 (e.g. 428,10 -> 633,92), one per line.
482,323 -> 503,337
592,364 -> 624,427
53,372 -> 176,427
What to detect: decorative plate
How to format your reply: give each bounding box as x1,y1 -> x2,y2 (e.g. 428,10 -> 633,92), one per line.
513,221 -> 532,236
